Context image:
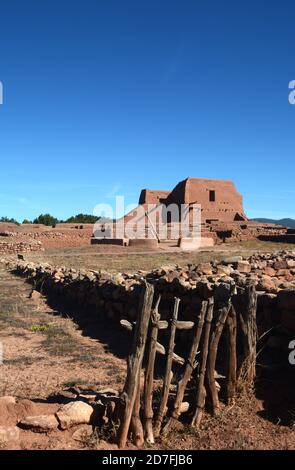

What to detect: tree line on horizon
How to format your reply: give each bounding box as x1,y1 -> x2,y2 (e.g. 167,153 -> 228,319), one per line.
0,213 -> 111,226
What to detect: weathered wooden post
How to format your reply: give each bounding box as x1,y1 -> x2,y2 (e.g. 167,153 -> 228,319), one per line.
226,303 -> 237,404
238,284 -> 257,385
206,303 -> 230,416
118,281 -> 154,449
154,297 -> 180,437
130,369 -> 144,447
191,297 -> 214,428
143,296 -> 161,445
162,300 -> 208,435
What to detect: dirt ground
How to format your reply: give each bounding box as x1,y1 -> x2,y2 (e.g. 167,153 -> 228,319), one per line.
1,243 -> 295,450
0,264 -> 127,450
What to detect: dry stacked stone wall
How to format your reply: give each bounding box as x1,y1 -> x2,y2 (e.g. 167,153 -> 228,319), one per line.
1,250 -> 295,339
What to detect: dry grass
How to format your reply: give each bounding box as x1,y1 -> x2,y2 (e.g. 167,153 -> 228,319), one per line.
19,240 -> 295,273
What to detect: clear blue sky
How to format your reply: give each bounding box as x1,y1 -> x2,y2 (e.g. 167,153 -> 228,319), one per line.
0,0 -> 294,222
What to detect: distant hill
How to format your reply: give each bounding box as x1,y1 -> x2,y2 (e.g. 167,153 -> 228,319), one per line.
252,218 -> 295,228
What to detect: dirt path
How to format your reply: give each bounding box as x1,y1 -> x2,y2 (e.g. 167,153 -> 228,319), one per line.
0,266 -> 126,399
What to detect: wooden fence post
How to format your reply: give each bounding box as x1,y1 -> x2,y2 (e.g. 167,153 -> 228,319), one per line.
238,284 -> 257,385
130,369 -> 144,447
191,297 -> 214,428
143,296 -> 161,444
226,304 -> 237,404
117,281 -> 154,449
162,300 -> 208,436
154,297 -> 180,437
206,303 -> 230,416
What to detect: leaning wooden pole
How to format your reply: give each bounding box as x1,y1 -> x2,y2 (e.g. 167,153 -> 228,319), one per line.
206,303 -> 230,416
143,296 -> 161,445
118,281 -> 154,449
226,304 -> 237,405
130,370 -> 144,447
154,297 -> 180,438
191,297 -> 214,428
162,300 -> 208,436
238,284 -> 257,385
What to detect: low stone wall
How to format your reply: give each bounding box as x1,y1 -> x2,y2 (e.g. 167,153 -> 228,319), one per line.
1,250 -> 295,338
0,231 -> 64,239
0,240 -> 43,254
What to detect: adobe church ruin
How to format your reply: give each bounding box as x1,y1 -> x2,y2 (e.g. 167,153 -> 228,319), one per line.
92,177 -> 287,248
139,177 -> 247,224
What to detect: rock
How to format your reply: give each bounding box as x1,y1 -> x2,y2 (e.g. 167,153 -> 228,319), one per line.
29,290 -> 42,300
196,263 -> 213,276
0,396 -> 16,405
279,281 -> 295,290
112,273 -> 125,285
180,271 -> 189,280
216,265 -> 233,276
78,392 -> 98,403
18,414 -> 58,433
55,401 -> 94,430
257,276 -> 278,294
276,269 -> 294,282
233,260 -> 251,273
262,267 -> 276,277
222,256 -> 243,265
0,426 -> 19,444
72,424 -> 93,442
274,260 -> 288,270
159,265 -> 175,275
97,388 -> 119,397
287,259 -> 295,268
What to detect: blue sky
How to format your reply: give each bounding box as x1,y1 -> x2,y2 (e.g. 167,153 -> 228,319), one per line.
0,0 -> 294,221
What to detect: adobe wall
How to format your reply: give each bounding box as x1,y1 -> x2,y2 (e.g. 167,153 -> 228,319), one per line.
167,178 -> 247,223
137,178 -> 247,226
139,189 -> 171,205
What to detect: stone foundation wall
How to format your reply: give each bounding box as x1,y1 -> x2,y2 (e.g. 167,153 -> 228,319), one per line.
0,240 -> 43,254
0,231 -> 64,239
